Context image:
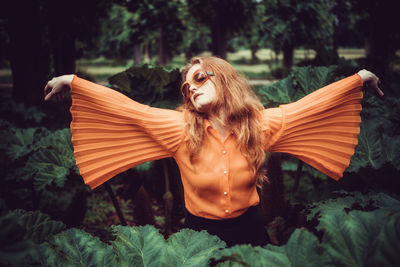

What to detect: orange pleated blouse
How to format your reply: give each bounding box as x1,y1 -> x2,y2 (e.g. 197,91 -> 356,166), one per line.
69,74 -> 363,219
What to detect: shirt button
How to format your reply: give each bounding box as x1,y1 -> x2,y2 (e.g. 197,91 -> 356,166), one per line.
225,209 -> 229,213
224,191 -> 228,195
223,170 -> 228,174
222,150 -> 227,154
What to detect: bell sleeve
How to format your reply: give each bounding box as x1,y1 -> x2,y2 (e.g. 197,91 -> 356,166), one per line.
262,74 -> 364,180
69,75 -> 185,189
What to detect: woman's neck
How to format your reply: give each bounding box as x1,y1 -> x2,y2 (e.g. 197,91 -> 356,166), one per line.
208,112 -> 231,142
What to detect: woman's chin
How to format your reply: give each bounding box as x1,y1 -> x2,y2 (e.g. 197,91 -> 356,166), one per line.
194,102 -> 211,113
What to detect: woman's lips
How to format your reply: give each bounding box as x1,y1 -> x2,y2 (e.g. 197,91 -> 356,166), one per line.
193,93 -> 203,100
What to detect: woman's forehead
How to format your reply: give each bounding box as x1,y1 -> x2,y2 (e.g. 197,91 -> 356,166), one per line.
186,64 -> 202,81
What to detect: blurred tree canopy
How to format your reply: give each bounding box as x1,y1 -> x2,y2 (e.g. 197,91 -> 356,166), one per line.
187,0 -> 258,59
0,0 -> 399,106
262,0 -> 337,71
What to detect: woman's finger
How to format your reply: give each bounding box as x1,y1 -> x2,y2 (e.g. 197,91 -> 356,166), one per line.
44,90 -> 53,101
376,87 -> 384,96
44,82 -> 52,96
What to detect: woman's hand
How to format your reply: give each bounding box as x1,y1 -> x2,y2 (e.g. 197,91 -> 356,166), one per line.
44,74 -> 74,101
357,69 -> 384,96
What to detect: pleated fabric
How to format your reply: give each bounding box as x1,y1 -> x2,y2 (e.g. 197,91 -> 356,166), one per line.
69,76 -> 185,189
262,74 -> 363,180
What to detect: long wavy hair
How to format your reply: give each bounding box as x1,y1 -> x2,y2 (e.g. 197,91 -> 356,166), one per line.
178,56 -> 268,188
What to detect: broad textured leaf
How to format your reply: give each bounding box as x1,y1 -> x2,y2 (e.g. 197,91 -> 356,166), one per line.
8,209 -> 66,244
24,129 -> 76,190
1,127 -> 48,160
319,210 -> 387,267
213,244 -> 290,267
285,228 -> 332,267
381,134 -> 400,170
0,212 -> 36,266
371,212 -> 400,266
108,64 -> 181,108
347,118 -> 384,172
292,65 -> 336,96
166,229 -> 226,266
43,228 -> 116,267
257,66 -> 337,107
257,77 -> 296,107
306,191 -> 400,221
111,225 -> 167,267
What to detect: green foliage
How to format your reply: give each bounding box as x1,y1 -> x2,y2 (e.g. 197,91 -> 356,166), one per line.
4,128 -> 78,191
7,209 -> 66,244
108,64 -> 182,108
41,228 -> 116,267
212,228 -> 330,267
111,225 -> 167,266
344,86 -> 400,173
0,212 -> 36,266
97,3 -> 142,60
347,119 -> 400,172
306,191 -> 400,220
263,0 -> 337,64
256,65 -> 337,107
166,228 -> 226,266
0,209 -> 65,266
1,126 -> 49,161
0,101 -> 46,126
2,192 -> 400,266
304,192 -> 400,267
187,0 -> 258,57
36,224 -> 225,266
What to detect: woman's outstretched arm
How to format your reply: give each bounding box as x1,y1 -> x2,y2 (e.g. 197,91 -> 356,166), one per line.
262,70 -> 382,180
43,75 -> 185,189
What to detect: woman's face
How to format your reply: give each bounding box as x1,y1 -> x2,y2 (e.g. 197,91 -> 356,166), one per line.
185,64 -> 217,113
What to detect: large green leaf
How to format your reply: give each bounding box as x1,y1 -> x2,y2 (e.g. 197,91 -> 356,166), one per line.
309,192 -> 400,267
372,212 -> 400,266
347,118 -> 400,172
0,212 -> 36,266
306,191 -> 400,221
212,228 -> 331,267
108,64 -> 181,108
284,228 -> 332,267
291,65 -> 337,97
22,129 -> 76,190
166,229 -> 226,266
41,228 -> 116,267
256,66 -> 337,107
8,209 -> 66,244
319,210 -> 394,267
1,127 -> 49,161
111,225 -> 167,267
212,244 -> 290,267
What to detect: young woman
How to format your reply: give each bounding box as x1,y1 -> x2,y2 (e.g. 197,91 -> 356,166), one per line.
44,56 -> 382,247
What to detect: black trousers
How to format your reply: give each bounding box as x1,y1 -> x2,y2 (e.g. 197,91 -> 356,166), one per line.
183,206 -> 270,247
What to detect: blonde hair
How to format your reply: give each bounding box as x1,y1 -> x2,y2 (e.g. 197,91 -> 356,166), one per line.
178,56 -> 268,188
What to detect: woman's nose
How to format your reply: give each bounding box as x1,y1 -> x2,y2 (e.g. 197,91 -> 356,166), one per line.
189,85 -> 197,92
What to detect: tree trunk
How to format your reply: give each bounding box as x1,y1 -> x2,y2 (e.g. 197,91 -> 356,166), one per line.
210,23 -> 227,59
158,26 -> 171,65
46,0 -> 76,76
133,43 -> 142,65
250,45 -> 259,63
8,0 -> 50,106
52,33 -> 76,76
282,41 -> 294,71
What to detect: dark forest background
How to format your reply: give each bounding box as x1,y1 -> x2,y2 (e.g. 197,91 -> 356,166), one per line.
0,1 -> 400,266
